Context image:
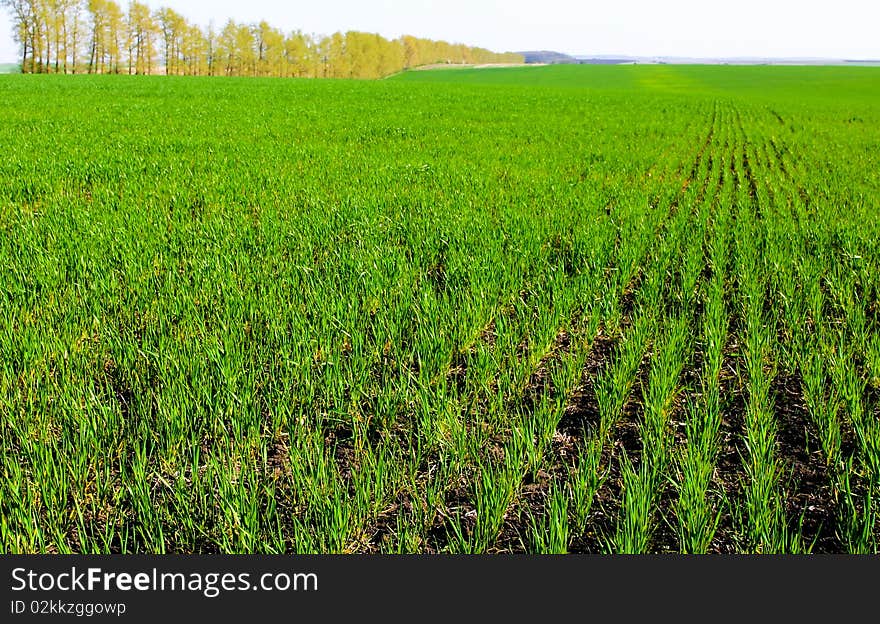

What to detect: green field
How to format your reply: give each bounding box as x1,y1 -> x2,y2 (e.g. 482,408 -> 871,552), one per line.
1,65 -> 878,554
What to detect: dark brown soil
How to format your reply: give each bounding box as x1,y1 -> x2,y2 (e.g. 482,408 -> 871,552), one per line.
772,372 -> 839,553
709,345 -> 749,553
557,334 -> 617,438
570,347 -> 651,554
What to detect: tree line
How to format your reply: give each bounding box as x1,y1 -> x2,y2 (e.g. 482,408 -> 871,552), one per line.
1,0 -> 523,78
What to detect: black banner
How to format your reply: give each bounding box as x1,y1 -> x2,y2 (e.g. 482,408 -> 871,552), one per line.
1,555 -> 876,621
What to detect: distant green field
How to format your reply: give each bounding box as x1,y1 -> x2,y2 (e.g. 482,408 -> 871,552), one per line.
396,62 -> 880,101
0,63 -> 21,74
1,66 -> 879,554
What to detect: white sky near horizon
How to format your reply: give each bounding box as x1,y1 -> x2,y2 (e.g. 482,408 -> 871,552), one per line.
1,0 -> 879,64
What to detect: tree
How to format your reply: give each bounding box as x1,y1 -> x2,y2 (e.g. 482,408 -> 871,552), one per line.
234,21 -> 255,76
65,0 -> 82,72
376,34 -> 403,78
47,0 -> 62,71
1,0 -> 525,78
254,20 -> 283,77
401,35 -> 421,69
86,0 -> 106,72
1,0 -> 34,72
217,18 -> 236,75
181,23 -> 206,75
105,0 -> 124,73
127,1 -> 155,75
32,0 -> 49,71
326,31 -> 348,78
204,21 -> 215,75
282,30 -> 309,78
56,0 -> 80,72
42,0 -> 78,72
154,6 -> 187,75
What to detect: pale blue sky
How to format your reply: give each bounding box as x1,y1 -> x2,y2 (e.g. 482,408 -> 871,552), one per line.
1,0 -> 879,63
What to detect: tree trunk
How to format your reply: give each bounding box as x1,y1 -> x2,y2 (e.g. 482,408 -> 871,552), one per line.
71,30 -> 78,74
62,23 -> 68,73
34,22 -> 42,73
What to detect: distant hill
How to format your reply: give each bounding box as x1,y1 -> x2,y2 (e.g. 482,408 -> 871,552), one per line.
517,51 -> 578,64
516,52 -> 880,67
519,51 -> 635,65
575,56 -> 636,65
0,63 -> 21,74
